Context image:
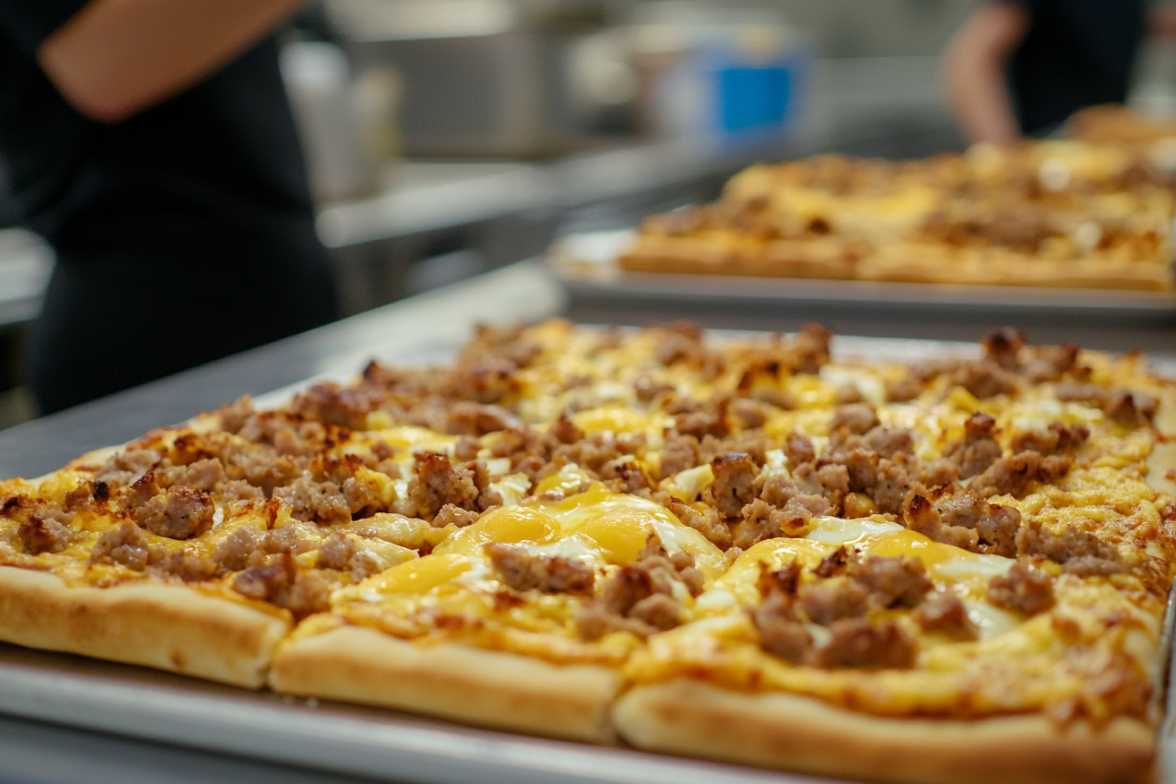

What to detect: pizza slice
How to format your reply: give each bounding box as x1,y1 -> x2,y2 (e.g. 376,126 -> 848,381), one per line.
0,401 -> 469,686
271,472 -> 728,742
614,515 -> 1164,783
603,331 -> 1176,783
616,142 -> 1176,290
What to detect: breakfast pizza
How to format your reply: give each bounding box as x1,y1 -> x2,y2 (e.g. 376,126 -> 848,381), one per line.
618,141 -> 1176,291
1068,104 -> 1176,149
0,321 -> 1173,783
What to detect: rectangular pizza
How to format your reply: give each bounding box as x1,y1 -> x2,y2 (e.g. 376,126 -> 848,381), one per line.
0,320 -> 1173,783
618,140 -> 1176,291
1068,104 -> 1176,150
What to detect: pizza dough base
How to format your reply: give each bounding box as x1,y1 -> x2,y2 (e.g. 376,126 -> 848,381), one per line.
612,679 -> 1155,784
0,566 -> 289,687
612,389 -> 1174,783
0,340 -> 1171,781
619,235 -> 1174,291
270,624 -> 620,743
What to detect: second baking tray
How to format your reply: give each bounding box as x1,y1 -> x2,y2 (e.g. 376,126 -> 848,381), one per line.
550,230 -> 1176,320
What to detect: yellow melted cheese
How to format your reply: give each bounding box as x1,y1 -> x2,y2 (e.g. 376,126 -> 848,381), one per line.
572,407 -> 672,441
331,483 -> 728,650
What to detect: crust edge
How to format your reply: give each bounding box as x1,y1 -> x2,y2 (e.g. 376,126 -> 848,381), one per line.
613,679 -> 1155,784
270,624 -> 621,743
0,566 -> 289,687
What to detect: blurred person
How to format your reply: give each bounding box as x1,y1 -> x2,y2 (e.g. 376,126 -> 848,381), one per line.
944,1 -> 1176,144
0,1 -> 339,413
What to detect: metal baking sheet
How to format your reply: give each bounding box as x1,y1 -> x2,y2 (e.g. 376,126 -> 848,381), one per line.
0,644 -> 820,784
0,332 -> 1173,784
550,230 -> 1176,320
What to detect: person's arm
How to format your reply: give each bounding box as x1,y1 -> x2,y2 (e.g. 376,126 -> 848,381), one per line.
38,0 -> 305,124
1149,4 -> 1176,39
942,3 -> 1031,145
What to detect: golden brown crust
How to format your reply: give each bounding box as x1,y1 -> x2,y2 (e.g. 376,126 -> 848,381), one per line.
619,235 -> 1173,291
0,566 -> 289,687
49,445 -> 122,479
270,625 -> 620,743
613,679 -> 1155,784
1149,386 -> 1176,497
618,236 -> 860,281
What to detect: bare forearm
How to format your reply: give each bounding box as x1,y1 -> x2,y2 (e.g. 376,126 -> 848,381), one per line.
1150,6 -> 1176,39
945,49 -> 1021,145
40,0 -> 305,123
942,4 -> 1028,146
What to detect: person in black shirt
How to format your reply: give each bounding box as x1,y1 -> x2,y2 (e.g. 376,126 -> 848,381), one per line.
944,1 -> 1176,143
0,1 -> 339,413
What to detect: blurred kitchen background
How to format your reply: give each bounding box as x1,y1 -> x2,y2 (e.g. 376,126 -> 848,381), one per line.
3,0 -> 1176,425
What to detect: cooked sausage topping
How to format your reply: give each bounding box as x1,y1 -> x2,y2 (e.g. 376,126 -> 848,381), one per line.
91,522 -> 152,571
705,452 -> 759,518
953,361 -> 1019,399
231,553 -> 330,618
987,562 -> 1054,615
816,618 -> 917,669
799,578 -> 869,625
665,497 -> 732,549
1105,391 -> 1159,427
1010,422 -> 1089,455
971,450 -> 1060,498
848,556 -> 932,608
485,543 -> 596,595
784,432 -> 816,467
863,426 -> 914,458
18,515 -> 72,555
576,537 -> 700,640
914,591 -> 977,639
813,546 -> 850,578
981,327 -> 1025,370
658,432 -> 700,481
273,475 -> 351,525
132,486 -> 215,540
432,504 -> 481,528
408,452 -> 479,519
945,412 -> 1002,479
830,403 -> 880,435
1015,519 -> 1123,576
751,593 -> 812,664
446,402 -> 522,436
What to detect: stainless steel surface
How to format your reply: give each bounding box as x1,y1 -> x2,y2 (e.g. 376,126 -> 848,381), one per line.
0,708 -> 382,784
281,41 -> 379,202
551,230 -> 1176,320
336,0 -> 609,157
0,644 -> 821,784
0,229 -> 52,332
319,162 -> 555,249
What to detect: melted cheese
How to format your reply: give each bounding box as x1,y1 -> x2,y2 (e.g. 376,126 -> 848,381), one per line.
534,463 -> 594,496
660,464 -> 714,501
572,406 -> 672,441
353,425 -> 458,456
356,553 -> 473,598
342,484 -> 726,620
818,366 -> 886,405
696,517 -> 1020,643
